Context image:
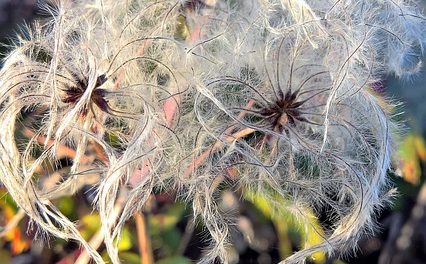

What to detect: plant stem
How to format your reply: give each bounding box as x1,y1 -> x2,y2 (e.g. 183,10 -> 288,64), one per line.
22,127 -> 93,163
135,212 -> 154,264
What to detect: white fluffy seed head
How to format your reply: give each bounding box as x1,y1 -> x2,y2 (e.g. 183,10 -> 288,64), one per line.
0,0 -> 424,263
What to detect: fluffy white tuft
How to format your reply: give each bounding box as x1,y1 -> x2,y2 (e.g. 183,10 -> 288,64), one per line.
0,0 -> 424,263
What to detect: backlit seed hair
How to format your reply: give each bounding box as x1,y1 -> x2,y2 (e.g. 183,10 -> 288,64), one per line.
0,0 -> 424,263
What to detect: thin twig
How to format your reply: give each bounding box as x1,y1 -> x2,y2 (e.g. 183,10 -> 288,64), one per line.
135,212 -> 154,264
183,127 -> 254,178
183,98 -> 256,178
22,127 -> 93,163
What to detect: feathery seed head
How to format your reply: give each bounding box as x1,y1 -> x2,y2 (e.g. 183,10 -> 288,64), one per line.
0,0 -> 424,263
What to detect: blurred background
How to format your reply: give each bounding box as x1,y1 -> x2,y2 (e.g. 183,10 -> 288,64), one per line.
0,1 -> 425,264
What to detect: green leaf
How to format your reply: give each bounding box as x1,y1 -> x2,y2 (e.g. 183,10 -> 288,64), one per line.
0,191 -> 18,210
397,133 -> 426,185
149,203 -> 185,234
117,227 -> 133,251
0,249 -> 11,263
245,190 -> 326,263
156,256 -> 192,264
162,228 -> 182,255
119,252 -> 140,264
174,15 -> 190,41
57,196 -> 76,220
80,214 -> 101,240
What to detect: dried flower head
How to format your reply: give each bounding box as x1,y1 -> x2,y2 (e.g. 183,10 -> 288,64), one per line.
0,0 -> 425,263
